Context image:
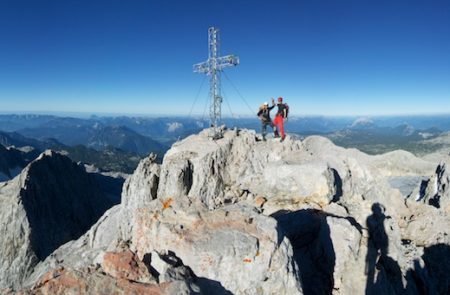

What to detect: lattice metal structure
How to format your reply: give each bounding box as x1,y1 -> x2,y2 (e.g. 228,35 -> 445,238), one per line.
194,27 -> 239,139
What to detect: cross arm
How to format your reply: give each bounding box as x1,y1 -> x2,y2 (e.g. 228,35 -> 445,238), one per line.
216,55 -> 239,69
193,55 -> 239,73
193,61 -> 210,73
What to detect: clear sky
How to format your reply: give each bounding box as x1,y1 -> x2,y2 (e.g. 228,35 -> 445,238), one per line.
0,0 -> 449,116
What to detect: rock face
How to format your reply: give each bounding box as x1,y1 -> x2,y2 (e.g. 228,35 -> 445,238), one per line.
5,128 -> 450,294
157,130 -> 334,209
16,263 -> 196,295
132,200 -> 302,294
0,150 -> 117,289
410,162 -> 450,210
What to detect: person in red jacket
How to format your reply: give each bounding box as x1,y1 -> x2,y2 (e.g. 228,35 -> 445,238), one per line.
273,97 -> 289,142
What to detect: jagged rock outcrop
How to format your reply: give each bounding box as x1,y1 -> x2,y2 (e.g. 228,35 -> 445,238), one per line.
7,128 -> 450,294
122,153 -> 160,209
18,153 -> 163,290
157,130 -> 340,210
409,162 -> 450,210
153,129 -> 448,294
0,150 -> 117,290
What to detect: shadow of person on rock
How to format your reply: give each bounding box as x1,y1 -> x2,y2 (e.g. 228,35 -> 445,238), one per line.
364,203 -> 405,294
365,202 -> 389,294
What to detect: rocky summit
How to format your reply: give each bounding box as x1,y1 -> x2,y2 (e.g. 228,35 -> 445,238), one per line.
2,128 -> 450,294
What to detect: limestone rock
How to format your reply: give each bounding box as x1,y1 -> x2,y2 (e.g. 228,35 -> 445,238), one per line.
6,128 -> 450,294
132,198 -> 302,294
102,249 -> 155,284
23,205 -> 125,288
17,265 -> 197,295
0,150 -> 116,289
121,153 -> 160,240
402,202 -> 450,247
122,153 -> 160,209
410,162 -> 450,211
157,130 -> 339,210
147,250 -> 196,284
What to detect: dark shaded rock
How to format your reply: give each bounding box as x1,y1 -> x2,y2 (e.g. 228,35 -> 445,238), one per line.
0,150 -> 117,289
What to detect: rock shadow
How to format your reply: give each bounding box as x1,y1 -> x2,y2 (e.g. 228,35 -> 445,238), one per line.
329,168 -> 343,203
196,278 -> 234,295
21,154 -> 117,260
91,173 -> 124,204
405,244 -> 450,294
422,244 -> 450,294
272,209 -> 336,295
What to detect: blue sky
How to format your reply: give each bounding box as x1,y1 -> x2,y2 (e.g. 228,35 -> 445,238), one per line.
0,0 -> 449,116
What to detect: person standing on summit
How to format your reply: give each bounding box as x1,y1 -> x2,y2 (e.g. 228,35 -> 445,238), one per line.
257,99 -> 278,141
274,97 -> 289,142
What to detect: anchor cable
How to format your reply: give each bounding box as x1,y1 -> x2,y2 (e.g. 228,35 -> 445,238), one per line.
188,75 -> 207,117
223,71 -> 255,115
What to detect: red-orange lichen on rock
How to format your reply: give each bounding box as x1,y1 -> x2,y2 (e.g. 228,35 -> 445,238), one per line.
18,264 -> 170,295
254,196 -> 267,208
102,250 -> 152,283
162,198 -> 173,210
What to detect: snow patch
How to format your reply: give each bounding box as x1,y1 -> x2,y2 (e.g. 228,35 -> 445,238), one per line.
419,132 -> 433,139
350,117 -> 373,128
167,122 -> 183,132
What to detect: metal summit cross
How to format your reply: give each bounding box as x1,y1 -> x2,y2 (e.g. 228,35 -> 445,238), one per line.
194,27 -> 239,139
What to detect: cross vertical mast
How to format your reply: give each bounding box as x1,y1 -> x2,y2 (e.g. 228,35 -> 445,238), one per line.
194,27 -> 239,139
209,28 -> 221,138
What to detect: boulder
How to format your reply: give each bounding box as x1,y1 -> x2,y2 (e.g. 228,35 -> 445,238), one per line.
132,198 -> 302,294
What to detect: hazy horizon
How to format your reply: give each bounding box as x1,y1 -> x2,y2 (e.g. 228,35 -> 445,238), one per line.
1,110 -> 450,120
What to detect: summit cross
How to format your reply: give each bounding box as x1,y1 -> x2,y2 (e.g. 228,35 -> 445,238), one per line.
193,27 -> 239,139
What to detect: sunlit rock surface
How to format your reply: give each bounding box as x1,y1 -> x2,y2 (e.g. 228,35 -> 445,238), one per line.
5,128 -> 450,294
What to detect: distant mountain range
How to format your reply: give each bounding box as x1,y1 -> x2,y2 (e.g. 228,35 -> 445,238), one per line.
0,130 -> 142,174
0,144 -> 37,181
17,123 -> 166,156
1,113 -> 450,174
3,113 -> 450,136
0,114 -> 206,147
324,124 -> 444,155
0,115 -> 175,174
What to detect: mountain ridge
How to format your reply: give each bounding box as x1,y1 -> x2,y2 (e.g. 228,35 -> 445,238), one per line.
4,128 -> 448,294
0,150 -> 119,289
1,128 -> 450,294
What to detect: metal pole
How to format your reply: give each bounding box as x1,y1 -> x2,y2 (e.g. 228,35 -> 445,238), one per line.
193,27 -> 239,140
